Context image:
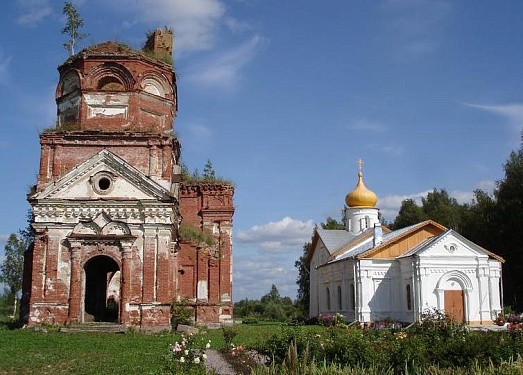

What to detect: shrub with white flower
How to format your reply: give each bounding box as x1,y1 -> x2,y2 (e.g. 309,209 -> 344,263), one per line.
165,333 -> 209,374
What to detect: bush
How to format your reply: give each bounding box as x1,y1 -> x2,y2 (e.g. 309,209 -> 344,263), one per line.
254,312 -> 523,374
171,298 -> 194,328
222,325 -> 239,348
242,316 -> 259,325
164,333 -> 212,375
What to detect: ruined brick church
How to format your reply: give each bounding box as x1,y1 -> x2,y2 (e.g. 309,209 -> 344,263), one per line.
21,29 -> 234,331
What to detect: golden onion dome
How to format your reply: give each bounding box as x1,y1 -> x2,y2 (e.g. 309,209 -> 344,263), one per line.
345,171 -> 378,208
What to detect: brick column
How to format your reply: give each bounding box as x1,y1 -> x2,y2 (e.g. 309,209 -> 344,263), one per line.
142,228 -> 156,303
68,241 -> 82,324
30,231 -> 48,304
119,241 -> 133,325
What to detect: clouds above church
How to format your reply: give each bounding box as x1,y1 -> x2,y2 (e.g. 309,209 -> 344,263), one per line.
15,0 -> 52,25
236,216 -> 314,252
381,0 -> 453,60
185,35 -> 265,90
99,0 -> 226,53
466,103 -> 523,138
94,0 -> 263,89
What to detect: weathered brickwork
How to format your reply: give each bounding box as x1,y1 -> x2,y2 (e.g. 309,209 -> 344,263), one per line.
22,29 -> 234,331
178,183 -> 235,323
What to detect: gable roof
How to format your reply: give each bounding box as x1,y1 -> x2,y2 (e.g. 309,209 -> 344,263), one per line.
356,220 -> 446,259
397,229 -> 505,263
31,149 -> 172,201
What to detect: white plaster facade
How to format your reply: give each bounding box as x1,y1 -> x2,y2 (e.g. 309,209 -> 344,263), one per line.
309,172 -> 504,325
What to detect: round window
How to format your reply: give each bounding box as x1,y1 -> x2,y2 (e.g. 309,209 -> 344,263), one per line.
98,177 -> 111,191
91,172 -> 115,195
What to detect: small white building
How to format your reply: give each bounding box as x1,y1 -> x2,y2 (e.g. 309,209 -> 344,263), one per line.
308,167 -> 504,325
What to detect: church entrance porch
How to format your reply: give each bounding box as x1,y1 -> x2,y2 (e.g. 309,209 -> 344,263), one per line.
84,255 -> 120,323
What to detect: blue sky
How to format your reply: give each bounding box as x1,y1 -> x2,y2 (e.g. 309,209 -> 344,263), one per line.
1,0 -> 522,301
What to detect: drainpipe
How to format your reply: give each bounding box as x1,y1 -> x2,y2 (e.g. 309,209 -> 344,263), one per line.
355,259 -> 362,322
352,260 -> 357,321
373,223 -> 383,247
500,265 -> 504,315
413,254 -> 422,322
411,256 -> 417,322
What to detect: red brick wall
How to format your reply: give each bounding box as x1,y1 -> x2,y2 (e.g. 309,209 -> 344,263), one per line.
178,182 -> 235,323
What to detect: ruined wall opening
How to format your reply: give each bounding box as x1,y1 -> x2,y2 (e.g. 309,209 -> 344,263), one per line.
84,255 -> 120,323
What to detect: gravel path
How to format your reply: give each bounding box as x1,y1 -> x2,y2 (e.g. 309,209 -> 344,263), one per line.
204,349 -> 236,375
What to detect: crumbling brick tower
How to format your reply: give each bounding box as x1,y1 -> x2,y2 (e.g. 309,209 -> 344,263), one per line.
22,29 -> 234,330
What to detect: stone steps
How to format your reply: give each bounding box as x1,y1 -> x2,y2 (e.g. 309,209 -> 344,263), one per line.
60,323 -> 126,333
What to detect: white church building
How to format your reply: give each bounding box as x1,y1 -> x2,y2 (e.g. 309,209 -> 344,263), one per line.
308,166 -> 504,325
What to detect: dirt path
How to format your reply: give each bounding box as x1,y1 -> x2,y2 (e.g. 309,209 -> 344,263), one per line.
204,349 -> 236,375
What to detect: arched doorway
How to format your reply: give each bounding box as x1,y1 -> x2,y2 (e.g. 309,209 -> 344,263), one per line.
436,271 -> 471,324
84,255 -> 120,322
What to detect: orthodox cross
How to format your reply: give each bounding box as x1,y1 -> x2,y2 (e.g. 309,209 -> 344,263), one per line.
358,158 -> 363,174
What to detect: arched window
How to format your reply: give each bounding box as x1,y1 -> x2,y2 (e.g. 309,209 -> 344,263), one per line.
406,284 -> 412,311
326,287 -> 331,310
60,72 -> 80,96
97,76 -> 124,91
337,286 -> 342,310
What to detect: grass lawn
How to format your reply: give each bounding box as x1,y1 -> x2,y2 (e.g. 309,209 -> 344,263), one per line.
0,329 -> 178,374
0,321 -> 295,374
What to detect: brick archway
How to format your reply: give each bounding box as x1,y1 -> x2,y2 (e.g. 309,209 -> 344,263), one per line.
84,255 -> 120,323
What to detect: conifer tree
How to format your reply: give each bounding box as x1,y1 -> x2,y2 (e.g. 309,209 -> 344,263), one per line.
203,159 -> 216,181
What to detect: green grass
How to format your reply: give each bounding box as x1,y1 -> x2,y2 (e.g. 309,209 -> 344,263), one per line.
0,329 -> 177,374
0,321 -> 301,374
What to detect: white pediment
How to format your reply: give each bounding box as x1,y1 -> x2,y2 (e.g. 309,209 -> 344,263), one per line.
415,231 -> 490,260
33,150 -> 172,201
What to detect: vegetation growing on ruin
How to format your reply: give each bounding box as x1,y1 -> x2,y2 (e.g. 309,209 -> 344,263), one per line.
179,223 -> 215,247
180,159 -> 235,186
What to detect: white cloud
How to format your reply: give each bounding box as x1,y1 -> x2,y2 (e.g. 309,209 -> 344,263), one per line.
236,216 -> 314,252
378,190 -> 430,220
186,35 -> 264,89
187,123 -> 212,139
350,119 -> 386,132
0,51 -> 12,85
16,0 -> 52,25
224,17 -> 253,34
104,0 -> 226,53
383,0 -> 452,60
233,254 -> 298,300
475,179 -> 496,194
465,103 -> 523,132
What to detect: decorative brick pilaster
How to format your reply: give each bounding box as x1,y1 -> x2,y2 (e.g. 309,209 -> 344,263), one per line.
119,241 -> 133,325
67,241 -> 82,323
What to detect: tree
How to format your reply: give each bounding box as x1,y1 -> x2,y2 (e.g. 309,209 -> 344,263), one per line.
261,284 -> 281,304
62,1 -> 88,56
392,190 -> 466,231
460,189 -> 500,250
494,147 -> 523,309
295,242 -> 311,317
0,234 -> 27,318
391,199 -> 426,229
202,159 -> 216,181
421,189 -> 465,231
